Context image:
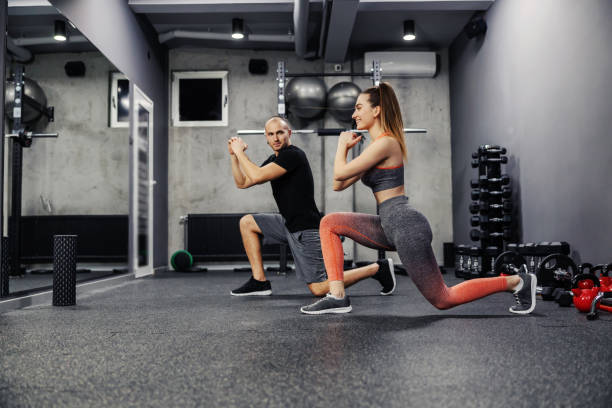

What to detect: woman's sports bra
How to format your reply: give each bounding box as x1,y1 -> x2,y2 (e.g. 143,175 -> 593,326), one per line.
361,133 -> 404,193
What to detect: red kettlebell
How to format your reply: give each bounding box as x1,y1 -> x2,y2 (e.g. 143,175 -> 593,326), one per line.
571,273 -> 601,312
593,264 -> 612,292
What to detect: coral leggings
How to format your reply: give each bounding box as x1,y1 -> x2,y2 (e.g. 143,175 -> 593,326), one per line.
319,196 -> 509,309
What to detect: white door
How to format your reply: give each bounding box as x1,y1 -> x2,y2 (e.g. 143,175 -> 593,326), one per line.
130,84 -> 154,278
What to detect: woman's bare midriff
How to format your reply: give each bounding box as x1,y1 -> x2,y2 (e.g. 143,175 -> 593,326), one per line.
374,185 -> 405,205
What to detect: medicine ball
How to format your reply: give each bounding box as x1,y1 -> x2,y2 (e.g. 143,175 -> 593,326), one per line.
327,82 -> 361,123
285,77 -> 327,120
171,250 -> 193,272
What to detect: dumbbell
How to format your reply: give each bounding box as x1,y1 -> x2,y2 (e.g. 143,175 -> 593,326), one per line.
470,175 -> 511,188
470,215 -> 512,227
474,145 -> 507,155
471,156 -> 508,168
552,288 -> 573,307
470,229 -> 512,241
522,242 -> 538,274
479,174 -> 510,186
471,187 -> 512,200
454,244 -> 468,278
483,246 -> 501,276
469,201 -> 513,214
468,246 -> 482,279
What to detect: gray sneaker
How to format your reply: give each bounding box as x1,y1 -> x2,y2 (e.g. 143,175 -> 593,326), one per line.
373,258 -> 396,295
509,270 -> 537,314
300,294 -> 352,315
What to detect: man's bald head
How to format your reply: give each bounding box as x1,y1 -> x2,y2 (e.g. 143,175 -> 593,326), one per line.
265,116 -> 291,131
264,116 -> 292,155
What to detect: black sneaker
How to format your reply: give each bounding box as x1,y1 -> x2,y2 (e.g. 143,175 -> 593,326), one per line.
372,258 -> 396,295
300,294 -> 352,315
509,268 -> 537,314
230,277 -> 272,296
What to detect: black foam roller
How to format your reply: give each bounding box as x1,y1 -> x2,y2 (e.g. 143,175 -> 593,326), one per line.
1,237 -> 9,296
52,235 -> 77,306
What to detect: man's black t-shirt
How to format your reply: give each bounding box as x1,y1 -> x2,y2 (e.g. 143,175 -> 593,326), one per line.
261,145 -> 321,232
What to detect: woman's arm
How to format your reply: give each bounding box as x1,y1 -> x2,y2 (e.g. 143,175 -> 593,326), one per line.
333,174 -> 363,191
334,132 -> 395,181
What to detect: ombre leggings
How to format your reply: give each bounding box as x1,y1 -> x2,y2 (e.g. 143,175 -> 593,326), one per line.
320,196 -> 509,309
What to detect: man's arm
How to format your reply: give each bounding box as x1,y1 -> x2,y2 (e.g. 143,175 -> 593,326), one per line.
234,151 -> 287,186
230,154 -> 251,188
230,138 -> 287,187
228,137 -> 252,188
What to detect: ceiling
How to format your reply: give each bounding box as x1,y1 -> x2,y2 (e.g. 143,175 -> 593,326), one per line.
7,0 -> 494,62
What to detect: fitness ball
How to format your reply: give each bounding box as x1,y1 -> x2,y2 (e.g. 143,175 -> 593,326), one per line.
285,77 -> 327,120
5,77 -> 48,124
327,82 -> 361,123
171,250 -> 193,272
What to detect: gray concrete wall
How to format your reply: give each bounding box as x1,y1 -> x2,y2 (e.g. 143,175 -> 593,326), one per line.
449,0 -> 612,264
15,52 -> 129,216
169,48 -> 453,265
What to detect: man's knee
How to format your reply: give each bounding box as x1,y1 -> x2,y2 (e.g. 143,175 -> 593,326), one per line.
240,214 -> 258,233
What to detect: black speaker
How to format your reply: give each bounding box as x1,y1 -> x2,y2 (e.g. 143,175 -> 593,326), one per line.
464,18 -> 487,39
64,61 -> 86,77
248,59 -> 268,75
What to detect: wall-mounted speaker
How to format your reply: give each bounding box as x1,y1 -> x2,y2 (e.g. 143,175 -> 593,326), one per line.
64,61 -> 86,77
464,18 -> 487,39
248,59 -> 268,75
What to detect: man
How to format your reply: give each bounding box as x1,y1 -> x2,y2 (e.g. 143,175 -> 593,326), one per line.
227,116 -> 395,304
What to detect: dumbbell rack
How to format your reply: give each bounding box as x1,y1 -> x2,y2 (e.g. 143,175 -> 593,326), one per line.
466,145 -> 515,277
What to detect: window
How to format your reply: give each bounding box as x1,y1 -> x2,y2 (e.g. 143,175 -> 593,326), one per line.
171,71 -> 228,127
109,72 -> 129,128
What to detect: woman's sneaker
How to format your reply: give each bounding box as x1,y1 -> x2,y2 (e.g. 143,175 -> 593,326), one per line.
509,270 -> 537,314
300,294 -> 352,314
372,258 -> 396,295
230,277 -> 272,296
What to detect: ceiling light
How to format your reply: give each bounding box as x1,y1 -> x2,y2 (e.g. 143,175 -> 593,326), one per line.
232,18 -> 245,40
403,20 -> 416,41
54,20 -> 67,42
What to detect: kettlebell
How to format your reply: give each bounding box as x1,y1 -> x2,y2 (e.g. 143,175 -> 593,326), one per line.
571,273 -> 600,312
593,264 -> 612,292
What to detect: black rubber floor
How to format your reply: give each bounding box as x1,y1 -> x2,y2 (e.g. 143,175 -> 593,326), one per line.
1,270 -> 611,407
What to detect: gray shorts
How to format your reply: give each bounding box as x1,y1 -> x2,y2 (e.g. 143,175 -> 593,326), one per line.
252,213 -> 327,284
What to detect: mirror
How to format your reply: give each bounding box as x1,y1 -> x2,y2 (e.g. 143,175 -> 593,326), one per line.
1,3 -> 130,296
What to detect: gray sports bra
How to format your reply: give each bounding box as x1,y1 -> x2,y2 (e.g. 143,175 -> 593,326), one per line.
361,134 -> 404,193
361,165 -> 404,193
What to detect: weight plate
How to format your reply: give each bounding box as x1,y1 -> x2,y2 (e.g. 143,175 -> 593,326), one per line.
493,251 -> 526,275
537,253 -> 577,289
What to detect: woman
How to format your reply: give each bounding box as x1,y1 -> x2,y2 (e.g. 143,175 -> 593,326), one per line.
300,82 -> 536,315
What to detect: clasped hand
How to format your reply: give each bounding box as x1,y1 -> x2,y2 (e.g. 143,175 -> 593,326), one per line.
228,137 -> 248,155
338,131 -> 362,150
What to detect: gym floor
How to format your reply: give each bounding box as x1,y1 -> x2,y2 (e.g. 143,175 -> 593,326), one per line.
1,270 -> 611,407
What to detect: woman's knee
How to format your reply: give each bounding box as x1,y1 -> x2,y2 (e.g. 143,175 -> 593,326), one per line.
319,214 -> 336,231
320,213 -> 344,235
431,298 -> 453,310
